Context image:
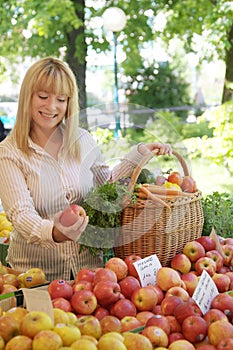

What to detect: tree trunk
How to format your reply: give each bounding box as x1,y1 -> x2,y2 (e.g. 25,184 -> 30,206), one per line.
222,23 -> 233,103
66,0 -> 88,128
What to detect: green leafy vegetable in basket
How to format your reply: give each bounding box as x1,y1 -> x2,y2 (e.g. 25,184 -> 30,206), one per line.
79,181 -> 137,256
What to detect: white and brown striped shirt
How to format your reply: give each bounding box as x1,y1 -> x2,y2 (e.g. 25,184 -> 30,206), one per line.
0,127 -> 144,281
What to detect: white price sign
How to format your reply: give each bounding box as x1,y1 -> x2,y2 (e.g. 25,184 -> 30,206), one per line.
192,270 -> 219,314
133,254 -> 162,287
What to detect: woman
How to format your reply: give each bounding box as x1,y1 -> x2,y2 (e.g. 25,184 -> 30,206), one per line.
0,57 -> 172,281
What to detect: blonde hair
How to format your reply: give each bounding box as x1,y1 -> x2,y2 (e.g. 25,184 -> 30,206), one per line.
12,57 -> 80,158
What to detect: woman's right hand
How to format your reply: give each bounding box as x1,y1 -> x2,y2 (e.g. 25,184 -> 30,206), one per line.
53,206 -> 88,243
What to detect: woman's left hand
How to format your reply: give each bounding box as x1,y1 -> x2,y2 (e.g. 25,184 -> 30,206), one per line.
138,142 -> 172,156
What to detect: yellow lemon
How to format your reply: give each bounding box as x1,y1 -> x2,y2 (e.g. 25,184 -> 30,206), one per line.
163,181 -> 181,190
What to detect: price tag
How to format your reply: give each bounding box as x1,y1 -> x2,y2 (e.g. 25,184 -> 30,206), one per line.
133,254 -> 162,287
209,227 -> 225,257
22,288 -> 54,324
192,270 -> 219,315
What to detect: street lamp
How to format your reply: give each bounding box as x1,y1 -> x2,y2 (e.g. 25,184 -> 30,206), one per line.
102,7 -> 127,139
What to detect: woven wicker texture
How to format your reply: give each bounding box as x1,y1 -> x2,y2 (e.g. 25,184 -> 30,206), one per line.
113,150 -> 204,266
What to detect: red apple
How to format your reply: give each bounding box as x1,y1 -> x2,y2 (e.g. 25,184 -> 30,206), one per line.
166,315 -> 181,333
171,253 -> 192,274
181,272 -> 199,297
60,204 -> 86,226
110,298 -> 137,319
99,315 -> 122,334
211,293 -> 233,319
181,314 -> 208,344
131,286 -> 158,311
150,284 -> 164,304
183,241 -> 205,263
203,308 -> 228,326
165,286 -> 190,302
75,268 -> 95,283
52,297 -> 72,312
48,279 -> 73,300
120,316 -> 142,332
105,257 -> 128,281
206,250 -> 224,272
195,256 -> 216,276
93,268 -> 117,286
181,176 -> 197,193
93,306 -> 109,321
212,272 -> 231,292
216,337 -> 233,350
196,236 -> 216,252
145,314 -> 171,335
156,267 -> 182,291
136,311 -> 155,325
160,295 -> 183,316
152,304 -> 162,315
70,290 -> 97,315
168,339 -> 196,349
224,238 -> 233,246
168,332 -> 185,345
124,254 -> 142,278
208,319 -> 233,346
193,344 -> 216,350
93,280 -> 121,308
73,280 -> 93,292
173,300 -> 202,325
3,274 -> 19,288
119,275 -> 141,299
222,244 -> 233,265
141,325 -> 169,348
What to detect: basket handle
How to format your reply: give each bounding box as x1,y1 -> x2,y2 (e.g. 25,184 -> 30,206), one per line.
127,149 -> 190,193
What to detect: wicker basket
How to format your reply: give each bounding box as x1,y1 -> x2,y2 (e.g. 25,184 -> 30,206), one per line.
113,150 -> 204,266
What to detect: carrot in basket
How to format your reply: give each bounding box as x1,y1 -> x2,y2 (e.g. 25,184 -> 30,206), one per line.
142,184 -> 193,197
137,186 -> 171,212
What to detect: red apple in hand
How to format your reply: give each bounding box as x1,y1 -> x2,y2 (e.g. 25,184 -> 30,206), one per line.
59,204 -> 86,226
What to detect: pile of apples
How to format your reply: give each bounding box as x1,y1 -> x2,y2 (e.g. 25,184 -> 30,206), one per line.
1,235 -> 233,349
0,263 -> 47,298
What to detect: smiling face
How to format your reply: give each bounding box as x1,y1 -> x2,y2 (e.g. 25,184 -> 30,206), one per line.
30,90 -> 68,134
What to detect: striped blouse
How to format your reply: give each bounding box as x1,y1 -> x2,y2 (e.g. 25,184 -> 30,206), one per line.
0,127 -> 144,281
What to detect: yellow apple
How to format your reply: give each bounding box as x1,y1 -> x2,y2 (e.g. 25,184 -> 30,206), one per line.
75,315 -> 102,339
32,330 -> 62,350
66,312 -> 77,325
0,336 -> 4,350
5,335 -> 32,350
70,338 -> 98,349
123,332 -> 153,350
54,323 -> 81,346
98,336 -> 127,350
5,307 -> 29,324
53,308 -> 70,325
20,311 -> 53,338
0,315 -> 20,342
99,332 -> 124,342
18,268 -> 46,288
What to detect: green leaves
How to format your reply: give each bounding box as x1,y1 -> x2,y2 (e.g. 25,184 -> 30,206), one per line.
79,181 -> 136,256
202,191 -> 233,237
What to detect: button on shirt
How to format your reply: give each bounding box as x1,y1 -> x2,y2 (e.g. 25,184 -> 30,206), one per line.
0,127 -> 144,281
